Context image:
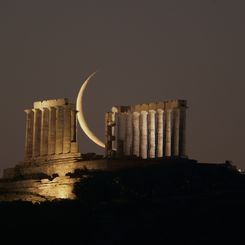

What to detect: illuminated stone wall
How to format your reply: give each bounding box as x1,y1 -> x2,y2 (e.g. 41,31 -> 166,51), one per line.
105,100 -> 187,159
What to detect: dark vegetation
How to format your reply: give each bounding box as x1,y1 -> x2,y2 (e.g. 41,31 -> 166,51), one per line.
1,162 -> 245,244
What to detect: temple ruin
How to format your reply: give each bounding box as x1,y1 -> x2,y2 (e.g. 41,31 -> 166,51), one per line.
105,100 -> 187,159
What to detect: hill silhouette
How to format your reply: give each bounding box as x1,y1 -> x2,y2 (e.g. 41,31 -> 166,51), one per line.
1,161 -> 245,244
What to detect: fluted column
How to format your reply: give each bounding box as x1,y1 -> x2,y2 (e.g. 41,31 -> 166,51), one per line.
124,113 -> 133,156
70,108 -> 78,153
148,110 -> 156,158
165,109 -> 172,157
32,109 -> 42,157
63,106 -> 71,153
179,107 -> 187,157
48,107 -> 56,155
40,108 -> 49,156
55,106 -> 64,154
116,113 -> 126,156
156,109 -> 164,158
140,111 -> 148,159
173,108 -> 180,156
132,112 -> 140,157
24,109 -> 34,159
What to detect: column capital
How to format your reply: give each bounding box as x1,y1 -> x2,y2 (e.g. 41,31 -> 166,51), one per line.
157,108 -> 164,114
32,108 -> 41,113
149,109 -> 156,114
24,109 -> 33,114
140,110 -> 148,115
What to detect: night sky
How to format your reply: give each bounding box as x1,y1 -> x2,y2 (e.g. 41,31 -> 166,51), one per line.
0,0 -> 244,175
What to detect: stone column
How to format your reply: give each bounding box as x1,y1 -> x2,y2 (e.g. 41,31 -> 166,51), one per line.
40,108 -> 49,156
24,109 -> 34,159
116,113 -> 126,157
70,109 -> 77,142
156,109 -> 164,158
32,109 -> 42,157
179,107 -> 187,157
132,112 -> 140,157
63,106 -> 71,153
140,111 -> 148,159
111,112 -> 116,151
105,112 -> 113,157
148,110 -> 156,158
173,108 -> 180,157
70,108 -> 78,153
165,109 -> 172,157
55,106 -> 64,154
124,113 -> 133,156
48,107 -> 56,155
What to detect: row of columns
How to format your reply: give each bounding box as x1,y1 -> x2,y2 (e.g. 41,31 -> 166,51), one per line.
112,108 -> 186,159
24,106 -> 77,160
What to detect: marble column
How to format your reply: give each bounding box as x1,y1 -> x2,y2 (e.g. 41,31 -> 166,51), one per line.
165,109 -> 172,157
116,113 -> 126,156
105,112 -> 113,157
70,108 -> 78,153
179,107 -> 187,157
63,106 -> 71,153
24,109 -> 34,159
111,112 -> 116,151
124,113 -> 133,156
40,108 -> 49,156
48,107 -> 56,155
140,111 -> 148,159
156,109 -> 164,158
55,106 -> 64,154
173,108 -> 180,157
132,112 -> 140,157
148,110 -> 156,158
70,109 -> 77,142
32,109 -> 42,157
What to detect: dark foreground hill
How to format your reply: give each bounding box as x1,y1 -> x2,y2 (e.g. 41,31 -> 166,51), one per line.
1,161 -> 245,244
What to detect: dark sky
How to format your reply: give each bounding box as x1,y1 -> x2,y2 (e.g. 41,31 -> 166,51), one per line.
0,0 -> 244,174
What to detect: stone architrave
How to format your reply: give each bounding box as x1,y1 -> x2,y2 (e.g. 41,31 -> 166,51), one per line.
24,109 -> 34,159
148,110 -> 156,158
132,112 -> 140,157
140,111 -> 148,159
156,109 -> 164,158
165,109 -> 172,157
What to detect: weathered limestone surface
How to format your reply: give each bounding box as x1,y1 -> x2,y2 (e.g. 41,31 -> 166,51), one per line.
124,113 -> 133,156
148,110 -> 156,158
165,109 -> 172,157
132,112 -> 140,157
48,107 -> 56,155
32,109 -> 42,157
63,106 -> 71,153
156,109 -> 164,158
40,108 -> 49,156
140,111 -> 148,159
173,108 -> 180,156
23,98 -> 79,164
24,109 -> 34,159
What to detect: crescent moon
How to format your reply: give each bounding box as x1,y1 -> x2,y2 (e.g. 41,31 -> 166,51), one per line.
76,72 -> 105,148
